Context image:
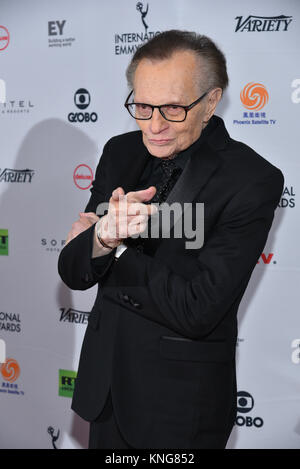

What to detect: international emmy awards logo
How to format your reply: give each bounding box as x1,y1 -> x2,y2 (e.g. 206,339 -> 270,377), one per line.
47,426 -> 60,449
136,2 -> 149,33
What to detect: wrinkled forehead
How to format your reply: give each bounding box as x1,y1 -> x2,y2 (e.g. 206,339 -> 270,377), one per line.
133,51 -> 202,103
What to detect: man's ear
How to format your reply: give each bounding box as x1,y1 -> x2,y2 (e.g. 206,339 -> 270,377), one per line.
203,88 -> 223,121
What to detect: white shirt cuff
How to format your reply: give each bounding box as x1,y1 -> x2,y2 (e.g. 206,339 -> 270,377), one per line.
114,243 -> 128,259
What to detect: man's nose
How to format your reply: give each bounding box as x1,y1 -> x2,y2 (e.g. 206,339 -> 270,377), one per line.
149,108 -> 169,134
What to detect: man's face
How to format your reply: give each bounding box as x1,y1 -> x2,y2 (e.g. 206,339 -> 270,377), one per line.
133,50 -> 212,159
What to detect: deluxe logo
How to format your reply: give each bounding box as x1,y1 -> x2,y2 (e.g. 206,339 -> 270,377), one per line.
0,229 -> 8,256
0,25 -> 9,51
48,20 -> 75,48
0,78 -> 5,103
114,2 -> 160,55
291,339 -> 300,364
68,88 -> 98,123
0,357 -> 24,396
233,82 -> 276,126
235,15 -> 293,32
0,168 -> 35,183
236,391 -> 264,428
73,164 -> 93,190
59,369 -> 77,398
59,307 -> 90,325
279,185 -> 296,208
291,79 -> 300,104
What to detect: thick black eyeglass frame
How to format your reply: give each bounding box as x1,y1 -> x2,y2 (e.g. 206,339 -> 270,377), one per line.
124,89 -> 208,122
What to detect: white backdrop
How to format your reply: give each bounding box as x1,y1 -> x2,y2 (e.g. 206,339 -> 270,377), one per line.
0,0 -> 299,449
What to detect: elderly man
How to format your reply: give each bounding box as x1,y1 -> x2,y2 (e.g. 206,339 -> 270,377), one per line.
58,30 -> 284,449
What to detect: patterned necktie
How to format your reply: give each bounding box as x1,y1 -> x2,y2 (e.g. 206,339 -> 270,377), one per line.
151,157 -> 182,204
123,157 -> 182,253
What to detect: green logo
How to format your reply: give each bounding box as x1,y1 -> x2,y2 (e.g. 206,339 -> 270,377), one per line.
0,230 -> 8,256
58,369 -> 77,398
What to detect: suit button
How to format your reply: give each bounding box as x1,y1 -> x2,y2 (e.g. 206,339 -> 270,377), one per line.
82,272 -> 91,283
129,298 -> 141,309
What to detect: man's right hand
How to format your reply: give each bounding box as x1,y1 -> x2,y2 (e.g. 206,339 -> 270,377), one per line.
98,186 -> 158,249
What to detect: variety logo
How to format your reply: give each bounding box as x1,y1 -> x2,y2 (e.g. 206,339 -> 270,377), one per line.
59,369 -> 77,398
0,312 -> 21,333
114,2 -> 160,55
73,164 -> 93,190
68,88 -> 98,123
0,25 -> 9,51
48,20 -> 75,48
291,339 -> 300,364
257,252 -> 276,265
59,307 -> 90,325
291,79 -> 300,104
0,229 -> 8,256
0,168 -> 35,183
235,15 -> 293,32
278,185 -> 296,208
0,78 -> 5,103
41,237 -> 66,253
0,357 -> 24,396
236,391 -> 264,428
233,82 -> 276,126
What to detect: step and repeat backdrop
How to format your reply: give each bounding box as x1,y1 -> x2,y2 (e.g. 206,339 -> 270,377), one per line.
0,0 -> 299,449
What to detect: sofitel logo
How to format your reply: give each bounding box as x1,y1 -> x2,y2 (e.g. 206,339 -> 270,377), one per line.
114,2 -> 160,55
235,15 -> 293,32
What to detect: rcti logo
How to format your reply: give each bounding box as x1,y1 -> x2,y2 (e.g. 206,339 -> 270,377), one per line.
68,88 -> 98,123
236,391 -> 264,428
233,82 -> 276,126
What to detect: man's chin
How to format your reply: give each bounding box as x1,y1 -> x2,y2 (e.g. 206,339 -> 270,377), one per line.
145,142 -> 176,159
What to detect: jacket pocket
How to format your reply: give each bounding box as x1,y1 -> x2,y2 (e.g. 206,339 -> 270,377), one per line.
159,336 -> 235,363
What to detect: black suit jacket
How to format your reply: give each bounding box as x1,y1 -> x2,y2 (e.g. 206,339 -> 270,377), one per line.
58,116 -> 284,448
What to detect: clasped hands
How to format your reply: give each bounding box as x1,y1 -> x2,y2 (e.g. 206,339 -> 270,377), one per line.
65,186 -> 158,249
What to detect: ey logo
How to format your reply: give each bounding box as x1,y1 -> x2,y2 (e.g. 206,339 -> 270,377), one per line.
240,82 -> 269,111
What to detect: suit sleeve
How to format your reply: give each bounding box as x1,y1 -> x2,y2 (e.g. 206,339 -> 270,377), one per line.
101,168 -> 284,339
57,139 -> 116,290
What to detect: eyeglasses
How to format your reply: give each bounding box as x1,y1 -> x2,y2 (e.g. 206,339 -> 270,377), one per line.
124,89 -> 208,123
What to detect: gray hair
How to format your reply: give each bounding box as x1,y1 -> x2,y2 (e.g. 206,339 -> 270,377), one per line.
126,30 -> 228,94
